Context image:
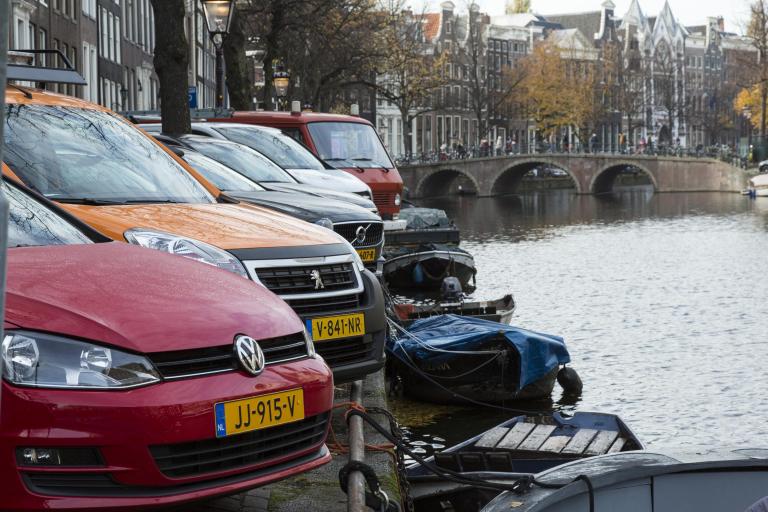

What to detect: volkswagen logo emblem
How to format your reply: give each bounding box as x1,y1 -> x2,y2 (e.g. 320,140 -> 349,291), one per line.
234,335 -> 265,376
355,225 -> 369,244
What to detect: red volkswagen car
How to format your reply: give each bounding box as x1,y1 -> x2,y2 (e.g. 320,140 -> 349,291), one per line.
1,177 -> 334,510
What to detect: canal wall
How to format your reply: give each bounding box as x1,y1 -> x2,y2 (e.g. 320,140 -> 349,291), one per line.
193,370 -> 400,512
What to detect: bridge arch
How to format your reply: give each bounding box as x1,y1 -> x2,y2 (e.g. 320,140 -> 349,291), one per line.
490,159 -> 581,195
590,161 -> 658,194
414,167 -> 480,197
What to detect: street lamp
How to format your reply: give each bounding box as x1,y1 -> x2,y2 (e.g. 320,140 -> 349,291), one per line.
201,0 -> 235,109
272,65 -> 290,111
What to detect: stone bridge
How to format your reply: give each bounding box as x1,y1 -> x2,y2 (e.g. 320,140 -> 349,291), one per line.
399,154 -> 748,198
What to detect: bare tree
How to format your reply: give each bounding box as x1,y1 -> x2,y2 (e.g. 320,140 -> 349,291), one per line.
149,0 -> 190,133
747,0 -> 768,142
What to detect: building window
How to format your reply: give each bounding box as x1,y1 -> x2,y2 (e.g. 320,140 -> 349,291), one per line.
108,12 -> 115,61
446,21 -> 452,34
115,16 -> 122,63
39,29 -> 47,66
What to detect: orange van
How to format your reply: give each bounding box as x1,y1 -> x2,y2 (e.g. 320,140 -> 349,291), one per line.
2,86 -> 385,383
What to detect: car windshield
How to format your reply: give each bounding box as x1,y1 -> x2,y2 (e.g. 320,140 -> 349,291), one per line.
4,182 -> 92,247
3,105 -> 214,204
216,126 -> 325,171
181,139 -> 294,184
307,122 -> 393,169
182,151 -> 264,192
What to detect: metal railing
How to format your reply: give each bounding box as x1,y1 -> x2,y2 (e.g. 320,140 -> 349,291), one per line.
395,143 -> 749,168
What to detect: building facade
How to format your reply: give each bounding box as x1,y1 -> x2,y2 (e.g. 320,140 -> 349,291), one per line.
8,0 -> 217,112
375,0 -> 757,156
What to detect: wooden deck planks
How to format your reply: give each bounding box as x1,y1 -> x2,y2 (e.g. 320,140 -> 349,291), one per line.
607,437 -> 627,453
561,428 -> 599,454
474,427 -> 510,449
496,422 -> 537,450
517,425 -> 557,451
539,435 -> 572,453
584,430 -> 619,456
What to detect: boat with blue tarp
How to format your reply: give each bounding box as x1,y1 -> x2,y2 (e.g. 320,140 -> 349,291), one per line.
386,315 -> 573,404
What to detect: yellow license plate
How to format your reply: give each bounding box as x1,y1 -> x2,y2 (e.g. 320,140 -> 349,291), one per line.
307,313 -> 366,341
214,389 -> 304,438
356,248 -> 376,263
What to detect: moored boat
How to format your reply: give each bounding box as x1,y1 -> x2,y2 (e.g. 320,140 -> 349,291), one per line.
483,448 -> 768,512
386,315 -> 573,404
407,412 -> 643,512
384,244 -> 476,290
748,173 -> 768,197
393,293 -> 516,327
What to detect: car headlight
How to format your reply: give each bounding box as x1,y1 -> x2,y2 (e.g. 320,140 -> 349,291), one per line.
394,193 -> 401,206
302,328 -> 317,359
315,218 -> 334,230
2,331 -> 160,389
125,228 -> 248,279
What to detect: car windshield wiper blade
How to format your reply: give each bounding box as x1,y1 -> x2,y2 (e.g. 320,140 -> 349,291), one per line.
120,199 -> 184,204
51,197 -> 124,205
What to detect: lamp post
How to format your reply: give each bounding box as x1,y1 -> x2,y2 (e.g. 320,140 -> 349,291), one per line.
272,65 -> 290,111
201,0 -> 235,109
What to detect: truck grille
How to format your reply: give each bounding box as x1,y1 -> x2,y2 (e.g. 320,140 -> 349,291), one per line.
315,335 -> 373,367
149,333 -> 308,379
254,263 -> 357,295
334,222 -> 383,248
372,191 -> 395,208
287,294 -> 361,316
149,413 -> 329,478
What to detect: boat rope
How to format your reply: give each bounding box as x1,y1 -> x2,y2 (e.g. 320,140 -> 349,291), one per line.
338,460 -> 400,512
386,347 -> 549,414
388,318 -> 501,356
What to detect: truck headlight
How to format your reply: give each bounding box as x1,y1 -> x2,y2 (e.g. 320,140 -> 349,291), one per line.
125,228 -> 248,278
2,331 -> 160,389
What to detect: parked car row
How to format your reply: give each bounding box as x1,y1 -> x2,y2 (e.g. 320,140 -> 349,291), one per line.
1,61 -> 397,510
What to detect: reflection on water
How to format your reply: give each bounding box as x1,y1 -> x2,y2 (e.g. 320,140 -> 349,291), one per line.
395,187 -> 768,452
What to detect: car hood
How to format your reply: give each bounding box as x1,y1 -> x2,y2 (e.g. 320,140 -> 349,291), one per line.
57,202 -> 340,250
260,182 -> 376,210
5,243 -> 302,353
286,168 -> 371,195
226,190 -> 381,224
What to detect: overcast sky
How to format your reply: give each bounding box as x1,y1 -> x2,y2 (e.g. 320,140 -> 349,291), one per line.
412,0 -> 752,34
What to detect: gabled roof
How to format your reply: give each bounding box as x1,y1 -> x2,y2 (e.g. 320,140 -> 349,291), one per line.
620,0 -> 649,32
545,11 -> 602,41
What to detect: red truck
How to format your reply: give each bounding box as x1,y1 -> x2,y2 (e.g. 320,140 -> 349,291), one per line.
220,111 -> 404,220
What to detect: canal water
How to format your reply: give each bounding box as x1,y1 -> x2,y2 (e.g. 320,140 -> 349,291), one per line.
391,187 -> 768,454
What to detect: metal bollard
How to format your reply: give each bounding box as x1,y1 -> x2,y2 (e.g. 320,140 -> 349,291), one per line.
347,380 -> 366,511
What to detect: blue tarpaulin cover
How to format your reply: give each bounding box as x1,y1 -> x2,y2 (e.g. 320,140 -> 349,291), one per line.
390,314 -> 571,389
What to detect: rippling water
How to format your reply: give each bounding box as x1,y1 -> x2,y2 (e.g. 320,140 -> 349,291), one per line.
392,187 -> 768,452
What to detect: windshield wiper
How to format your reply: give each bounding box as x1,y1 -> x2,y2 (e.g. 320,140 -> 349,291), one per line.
120,199 -> 184,204
51,197 -> 124,205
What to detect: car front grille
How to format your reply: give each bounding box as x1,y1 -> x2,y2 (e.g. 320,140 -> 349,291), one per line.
286,294 -> 361,317
254,263 -> 357,295
315,335 -> 373,367
334,222 -> 383,248
149,333 -> 308,379
372,192 -> 395,208
149,412 -> 329,478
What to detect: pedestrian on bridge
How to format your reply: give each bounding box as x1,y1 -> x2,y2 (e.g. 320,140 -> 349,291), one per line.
590,133 -> 598,154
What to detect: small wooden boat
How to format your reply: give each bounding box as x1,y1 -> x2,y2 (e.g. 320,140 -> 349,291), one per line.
383,244 -> 476,291
407,412 -> 643,512
484,448 -> 768,512
393,294 -> 516,327
386,315 -> 573,405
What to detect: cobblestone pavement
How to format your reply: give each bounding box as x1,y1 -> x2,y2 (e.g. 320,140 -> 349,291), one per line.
184,371 -> 398,512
